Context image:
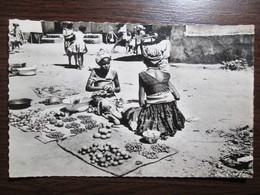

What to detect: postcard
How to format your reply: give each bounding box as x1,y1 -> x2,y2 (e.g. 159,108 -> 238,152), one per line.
8,19 -> 254,177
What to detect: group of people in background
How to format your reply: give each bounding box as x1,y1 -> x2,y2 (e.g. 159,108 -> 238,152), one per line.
8,23 -> 24,53
84,24 -> 185,140
62,22 -> 88,69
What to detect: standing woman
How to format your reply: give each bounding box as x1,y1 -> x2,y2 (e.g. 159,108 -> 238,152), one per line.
136,47 -> 185,139
68,25 -> 88,69
62,22 -> 75,66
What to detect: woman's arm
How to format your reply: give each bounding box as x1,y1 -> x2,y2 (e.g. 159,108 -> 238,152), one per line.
85,70 -> 103,91
112,72 -> 121,93
138,76 -> 146,106
168,81 -> 180,100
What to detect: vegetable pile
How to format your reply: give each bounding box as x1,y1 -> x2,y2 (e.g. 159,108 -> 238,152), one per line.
9,109 -> 101,139
125,142 -> 143,153
150,144 -> 170,153
221,58 -> 248,71
78,142 -> 132,167
93,128 -> 112,139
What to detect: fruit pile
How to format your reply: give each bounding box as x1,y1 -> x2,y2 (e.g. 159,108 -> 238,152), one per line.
9,109 -> 50,132
70,127 -> 86,135
65,122 -> 81,129
78,142 -> 132,167
93,128 -> 112,139
45,131 -> 65,139
150,144 -> 170,153
141,150 -> 158,159
78,115 -> 99,130
62,116 -> 77,122
48,111 -> 67,127
125,142 -> 143,153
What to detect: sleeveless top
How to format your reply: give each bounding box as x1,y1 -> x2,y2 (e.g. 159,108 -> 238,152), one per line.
139,71 -> 171,95
139,71 -> 174,104
89,68 -> 117,88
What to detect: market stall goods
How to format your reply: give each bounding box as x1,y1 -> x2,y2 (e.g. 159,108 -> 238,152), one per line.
57,129 -> 178,177
32,85 -> 79,98
78,143 -> 131,167
9,106 -> 107,143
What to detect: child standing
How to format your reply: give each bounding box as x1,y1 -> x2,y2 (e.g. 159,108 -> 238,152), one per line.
62,22 -> 75,66
68,25 -> 88,69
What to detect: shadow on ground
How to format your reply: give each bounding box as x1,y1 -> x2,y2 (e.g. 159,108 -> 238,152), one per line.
54,64 -> 79,69
113,55 -> 144,62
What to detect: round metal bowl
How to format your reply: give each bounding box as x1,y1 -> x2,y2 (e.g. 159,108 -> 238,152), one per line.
17,67 -> 37,76
8,98 -> 32,110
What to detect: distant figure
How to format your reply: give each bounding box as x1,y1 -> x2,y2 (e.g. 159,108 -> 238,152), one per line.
132,24 -> 146,54
68,25 -> 88,69
112,24 -> 131,53
153,26 -> 172,72
62,22 -> 75,66
9,23 -> 24,53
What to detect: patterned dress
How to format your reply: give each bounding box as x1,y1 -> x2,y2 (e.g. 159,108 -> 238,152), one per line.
62,28 -> 75,54
136,71 -> 185,137
68,31 -> 88,54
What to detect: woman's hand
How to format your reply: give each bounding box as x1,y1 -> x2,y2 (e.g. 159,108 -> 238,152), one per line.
102,85 -> 110,91
174,94 -> 180,101
103,85 -> 115,92
107,86 -> 115,93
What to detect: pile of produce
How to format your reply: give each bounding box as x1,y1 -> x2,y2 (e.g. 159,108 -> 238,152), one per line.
77,115 -> 99,130
45,131 -> 65,139
141,150 -> 158,159
78,142 -> 132,167
65,122 -> 81,129
125,142 -> 143,153
93,127 -> 112,139
125,142 -> 171,159
9,109 -> 101,138
9,109 -> 50,132
62,116 -> 77,122
220,58 -> 248,71
70,128 -> 86,135
150,144 -> 170,153
33,85 -> 79,98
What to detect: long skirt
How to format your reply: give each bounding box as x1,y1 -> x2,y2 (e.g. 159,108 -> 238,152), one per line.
136,101 -> 185,137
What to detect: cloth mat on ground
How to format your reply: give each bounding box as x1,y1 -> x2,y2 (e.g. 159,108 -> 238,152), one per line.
57,128 -> 178,177
31,85 -> 79,98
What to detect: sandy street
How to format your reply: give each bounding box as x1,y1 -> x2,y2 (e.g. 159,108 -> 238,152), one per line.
8,42 -> 254,177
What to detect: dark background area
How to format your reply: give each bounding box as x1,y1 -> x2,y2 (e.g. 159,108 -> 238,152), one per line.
0,0 -> 259,194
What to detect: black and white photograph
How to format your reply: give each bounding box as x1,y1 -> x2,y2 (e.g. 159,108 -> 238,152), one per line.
8,19 -> 254,178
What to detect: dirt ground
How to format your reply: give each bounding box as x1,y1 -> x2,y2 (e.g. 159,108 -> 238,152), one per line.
8,42 -> 254,178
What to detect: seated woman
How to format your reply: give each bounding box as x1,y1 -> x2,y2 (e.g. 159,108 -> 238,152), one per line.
135,46 -> 185,139
85,49 -> 122,125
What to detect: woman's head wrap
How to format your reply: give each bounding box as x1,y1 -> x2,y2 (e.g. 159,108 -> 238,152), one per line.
142,46 -> 164,65
95,49 -> 111,65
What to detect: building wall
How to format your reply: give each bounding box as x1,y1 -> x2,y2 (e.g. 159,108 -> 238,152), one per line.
169,25 -> 254,65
